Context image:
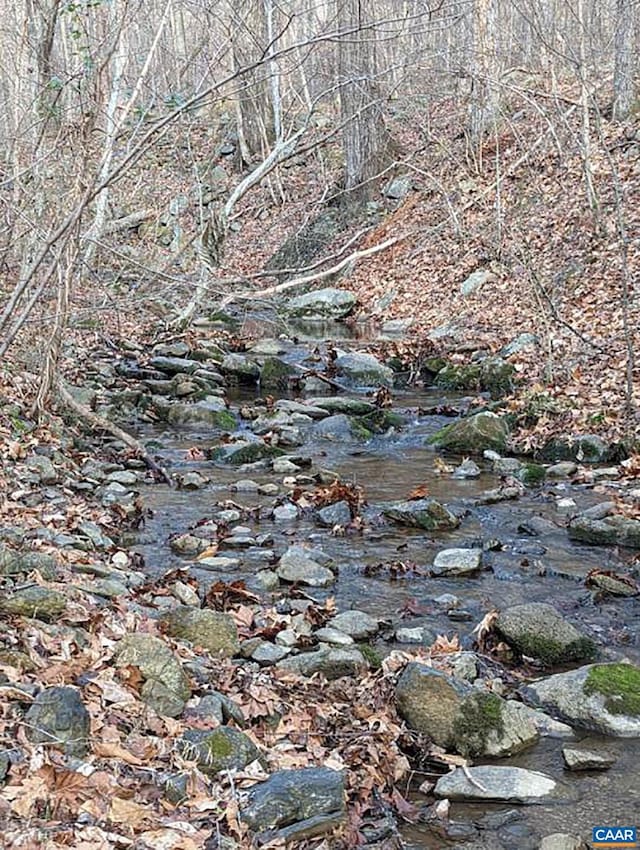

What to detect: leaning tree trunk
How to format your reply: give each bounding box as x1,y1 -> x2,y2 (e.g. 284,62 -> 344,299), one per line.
338,0 -> 390,202
612,0 -> 635,121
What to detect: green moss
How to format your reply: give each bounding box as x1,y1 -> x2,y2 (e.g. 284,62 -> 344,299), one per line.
517,463 -> 546,486
211,410 -> 237,431
358,410 -> 405,434
259,357 -> 296,390
453,692 -> 504,758
584,663 -> 640,716
422,357 -> 448,376
203,730 -> 235,760
223,443 -> 285,465
349,419 -> 373,440
513,633 -> 596,666
357,643 -> 382,670
435,363 -> 481,391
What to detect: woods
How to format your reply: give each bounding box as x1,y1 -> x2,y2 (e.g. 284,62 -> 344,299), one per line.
1,2 -> 640,849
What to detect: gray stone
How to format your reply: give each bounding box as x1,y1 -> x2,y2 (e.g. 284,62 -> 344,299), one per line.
505,702 -> 574,738
251,642 -> 290,664
500,333 -> 539,358
0,586 -> 66,621
241,767 -> 345,833
428,411 -> 509,454
170,534 -> 211,556
328,610 -> 378,640
334,353 -> 393,388
25,686 -> 90,756
562,743 -> 616,771
525,663 -> 640,736
28,455 -> 58,484
179,727 -> 262,776
538,835 -> 586,850
150,356 -> 201,375
316,501 -> 352,527
166,397 -> 236,429
161,606 -> 239,657
496,603 -> 596,665
314,627 -> 354,646
539,434 -> 618,464
432,548 -> 483,577
273,503 -> 299,521
383,498 -> 460,531
178,471 -> 208,490
382,176 -> 412,200
248,338 -> 291,356
114,634 -> 191,717
278,647 -> 367,679
196,556 -> 241,571
547,462 -> 578,478
453,459 -> 481,478
308,397 -> 376,416
285,288 -> 357,320
568,514 -> 640,548
259,357 -> 297,390
106,470 -> 139,486
381,318 -> 413,335
435,766 -> 557,803
220,354 -> 260,382
312,414 -> 356,442
277,548 -> 335,587
460,268 -> 492,296
275,399 -> 328,419
0,545 -> 58,578
395,627 -> 429,644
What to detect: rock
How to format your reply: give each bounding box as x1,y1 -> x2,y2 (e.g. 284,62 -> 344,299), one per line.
114,635 -> 191,717
273,457 -> 300,474
150,356 -> 200,375
460,268 -> 492,296
395,627 -> 431,644
312,414 -> 357,442
277,547 -> 335,587
166,398 -> 236,429
179,727 -> 262,776
434,766 -> 557,803
196,555 -> 241,571
500,333 -> 539,358
525,662 -> 640,736
275,399 -> 328,419
396,663 -> 538,757
285,288 -> 357,320
259,357 -> 296,390
568,514 -> 640,548
428,411 -> 509,454
562,742 -> 616,771
539,835 -> 586,850
278,647 -> 367,679
241,767 -> 345,833
538,434 -> 621,464
211,441 -> 285,465
333,353 -> 393,388
25,686 -> 90,756
0,546 -> 58,578
496,603 -> 596,665
0,586 -> 66,621
248,338 -> 291,356
153,341 -> 191,358
220,354 -> 260,383
170,533 -> 211,556
328,610 -> 378,640
453,458 -> 481,478
432,548 -> 483,577
316,501 -> 352,527
308,397 -> 376,416
383,498 -> 460,531
177,471 -> 208,489
382,176 -> 412,200
273,503 -> 299,521
161,606 -> 239,657
547,461 -> 578,478
505,702 -> 574,738
314,627 -> 354,646
28,455 -> 58,484
381,318 -> 413,335
251,642 -> 290,664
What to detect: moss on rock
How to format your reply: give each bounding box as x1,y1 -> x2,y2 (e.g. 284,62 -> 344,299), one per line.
517,463 -> 546,486
454,692 -> 505,758
584,663 -> 640,716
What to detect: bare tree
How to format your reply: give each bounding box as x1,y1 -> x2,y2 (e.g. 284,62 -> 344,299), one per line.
612,0 -> 635,120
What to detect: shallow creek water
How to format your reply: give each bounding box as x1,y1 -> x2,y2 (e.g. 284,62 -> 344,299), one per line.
129,321 -> 639,848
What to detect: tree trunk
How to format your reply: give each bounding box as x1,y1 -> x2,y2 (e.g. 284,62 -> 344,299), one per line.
468,0 -> 500,151
338,0 -> 390,202
613,0 -> 635,121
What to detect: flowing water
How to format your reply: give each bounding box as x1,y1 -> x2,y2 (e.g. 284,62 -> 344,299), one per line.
129,317 -> 640,848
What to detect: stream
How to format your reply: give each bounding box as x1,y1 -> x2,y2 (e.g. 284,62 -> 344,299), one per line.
124,317 -> 639,848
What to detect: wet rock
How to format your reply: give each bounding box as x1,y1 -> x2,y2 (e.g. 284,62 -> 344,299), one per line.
334,353 -> 393,388
312,414 -> 357,442
434,766 -> 557,803
275,399 -> 328,419
396,663 -> 538,757
259,357 -> 297,390
562,742 -> 616,770
211,441 -> 285,466
539,835 -> 587,850
248,338 -> 291,356
547,461 -> 578,478
179,727 -> 262,776
496,603 -> 596,665
453,458 -> 481,478
285,288 -> 357,320
316,501 -> 352,527
150,355 -> 201,374
308,397 -> 375,416
196,555 -> 241,572
525,662 -> 640,736
25,686 -> 90,756
383,498 -> 460,531
505,702 -> 574,737
170,533 -> 211,556
278,646 -> 367,679
568,513 -> 640,548
220,354 -> 260,383
428,411 -> 509,454
586,571 -> 639,597
328,610 -> 378,640
538,434 -> 621,464
177,471 -> 208,490
518,516 -> 560,536
241,767 -> 345,834
432,548 -> 483,577
161,606 -> 239,657
114,634 -> 191,717
277,547 -> 335,587
0,586 -> 66,621
273,503 -> 299,521
166,397 -> 236,429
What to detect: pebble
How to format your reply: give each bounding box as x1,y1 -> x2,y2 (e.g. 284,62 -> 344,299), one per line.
273,503 -> 299,521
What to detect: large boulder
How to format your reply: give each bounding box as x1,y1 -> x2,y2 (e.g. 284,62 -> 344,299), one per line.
525,662 -> 640,737
161,607 -> 240,657
333,353 -> 393,388
568,514 -> 640,548
428,411 -> 509,454
179,727 -> 262,776
220,354 -> 260,383
165,397 -> 237,429
496,603 -> 597,666
25,686 -> 90,757
383,499 -> 460,531
431,548 -> 483,577
434,766 -> 557,803
396,663 -> 538,757
114,634 -> 191,717
241,767 -> 345,834
277,547 -> 335,587
285,288 -> 357,320
537,434 -> 623,464
259,357 -> 297,390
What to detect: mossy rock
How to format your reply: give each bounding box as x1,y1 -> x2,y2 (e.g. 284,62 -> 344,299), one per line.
435,363 -> 481,391
496,603 -> 597,666
427,411 -> 509,455
383,498 -> 460,531
537,434 -> 625,465
259,357 -> 297,390
454,692 -> 505,758
422,357 -> 448,377
114,634 -> 191,717
357,410 -> 405,435
584,663 -> 640,716
179,727 -> 263,776
161,606 -> 239,657
209,442 -> 286,465
357,643 -> 383,670
479,357 -> 516,398
517,463 -> 546,486
0,587 -> 67,621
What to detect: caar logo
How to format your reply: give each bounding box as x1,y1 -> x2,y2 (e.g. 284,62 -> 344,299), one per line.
593,827 -> 638,848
